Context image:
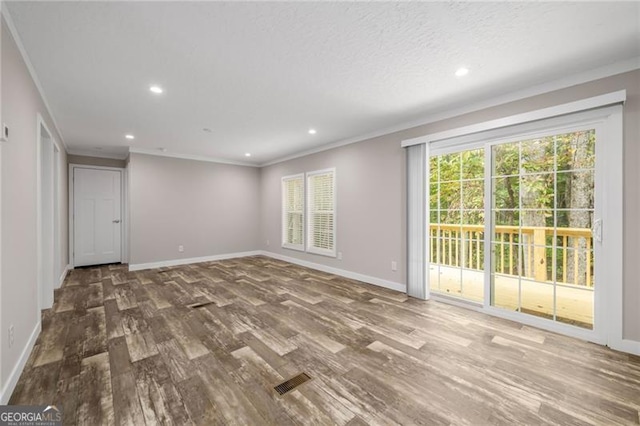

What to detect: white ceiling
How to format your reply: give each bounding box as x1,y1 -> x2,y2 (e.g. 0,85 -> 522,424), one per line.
5,1 -> 640,165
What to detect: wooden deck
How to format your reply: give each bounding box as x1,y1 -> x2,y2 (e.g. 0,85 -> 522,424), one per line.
430,265 -> 593,327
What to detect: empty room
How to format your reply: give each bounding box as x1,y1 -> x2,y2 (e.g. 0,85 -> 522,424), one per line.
0,1 -> 639,424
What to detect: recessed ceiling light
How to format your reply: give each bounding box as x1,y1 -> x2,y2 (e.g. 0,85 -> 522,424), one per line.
125,134 -> 135,140
149,85 -> 164,94
308,129 -> 317,135
455,67 -> 469,77
245,153 -> 251,157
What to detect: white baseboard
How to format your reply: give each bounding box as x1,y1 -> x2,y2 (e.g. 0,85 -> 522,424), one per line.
129,249 -> 406,293
128,251 -> 263,272
258,250 -> 406,293
610,338 -> 640,356
57,264 -> 71,289
0,321 -> 41,404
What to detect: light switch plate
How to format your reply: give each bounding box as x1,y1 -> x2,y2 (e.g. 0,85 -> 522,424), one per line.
0,123 -> 8,142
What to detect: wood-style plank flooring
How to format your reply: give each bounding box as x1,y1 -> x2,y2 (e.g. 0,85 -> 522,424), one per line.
10,256 -> 640,425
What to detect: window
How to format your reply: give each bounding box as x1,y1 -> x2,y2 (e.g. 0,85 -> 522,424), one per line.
281,168 -> 337,257
281,174 -> 304,251
306,168 -> 336,257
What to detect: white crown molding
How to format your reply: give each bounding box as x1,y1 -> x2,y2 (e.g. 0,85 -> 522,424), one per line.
128,147 -> 257,167
259,56 -> 640,167
1,4 -> 67,152
66,148 -> 128,160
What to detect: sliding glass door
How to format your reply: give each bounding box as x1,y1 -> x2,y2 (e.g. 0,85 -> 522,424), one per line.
489,129 -> 596,329
428,127 -> 599,331
429,148 -> 485,303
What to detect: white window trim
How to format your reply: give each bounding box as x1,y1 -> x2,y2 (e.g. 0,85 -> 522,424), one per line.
306,168 -> 337,258
281,173 -> 305,251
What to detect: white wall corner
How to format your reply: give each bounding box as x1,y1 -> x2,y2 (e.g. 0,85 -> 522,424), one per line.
258,250 -> 406,293
0,320 -> 41,404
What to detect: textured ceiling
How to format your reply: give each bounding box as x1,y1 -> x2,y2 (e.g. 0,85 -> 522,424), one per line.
5,1 -> 640,164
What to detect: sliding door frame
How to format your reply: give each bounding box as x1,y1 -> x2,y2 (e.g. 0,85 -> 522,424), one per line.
480,116 -> 613,344
405,93 -> 624,347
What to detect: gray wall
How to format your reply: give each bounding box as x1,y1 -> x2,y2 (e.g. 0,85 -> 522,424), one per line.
261,135 -> 406,286
261,69 -> 640,341
68,154 -> 126,168
128,153 -> 260,265
1,18 -> 68,393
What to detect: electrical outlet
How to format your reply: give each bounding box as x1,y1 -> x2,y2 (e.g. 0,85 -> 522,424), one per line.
9,324 -> 14,348
266,240 -> 270,246
391,261 -> 397,271
178,245 -> 184,253
337,252 -> 343,260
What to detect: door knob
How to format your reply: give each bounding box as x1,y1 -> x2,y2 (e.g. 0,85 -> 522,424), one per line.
113,219 -> 121,224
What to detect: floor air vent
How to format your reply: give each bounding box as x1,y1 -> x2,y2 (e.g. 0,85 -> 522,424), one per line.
274,373 -> 312,396
187,301 -> 216,309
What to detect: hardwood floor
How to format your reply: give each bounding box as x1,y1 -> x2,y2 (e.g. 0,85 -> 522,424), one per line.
10,256 -> 640,425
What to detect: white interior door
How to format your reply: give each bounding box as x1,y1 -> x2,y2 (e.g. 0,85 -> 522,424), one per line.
74,167 -> 122,267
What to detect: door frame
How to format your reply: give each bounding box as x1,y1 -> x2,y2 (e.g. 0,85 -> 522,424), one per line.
428,108 -> 621,345
478,116 -> 615,344
68,164 -> 128,269
36,114 -> 61,311
53,143 -> 61,289
405,96 -> 624,348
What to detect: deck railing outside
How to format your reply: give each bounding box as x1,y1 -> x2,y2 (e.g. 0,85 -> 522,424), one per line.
429,224 -> 594,287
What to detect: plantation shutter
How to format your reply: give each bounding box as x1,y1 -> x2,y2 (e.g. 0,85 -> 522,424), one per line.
282,174 -> 305,250
307,169 -> 336,257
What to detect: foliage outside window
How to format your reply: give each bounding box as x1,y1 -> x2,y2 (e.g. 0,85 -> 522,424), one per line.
429,130 -> 595,287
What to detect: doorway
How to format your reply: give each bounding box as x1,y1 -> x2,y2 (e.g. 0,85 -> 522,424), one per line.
71,166 -> 123,267
37,117 -> 59,311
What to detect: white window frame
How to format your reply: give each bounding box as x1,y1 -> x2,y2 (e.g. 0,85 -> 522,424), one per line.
306,168 -> 337,257
281,173 -> 305,251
